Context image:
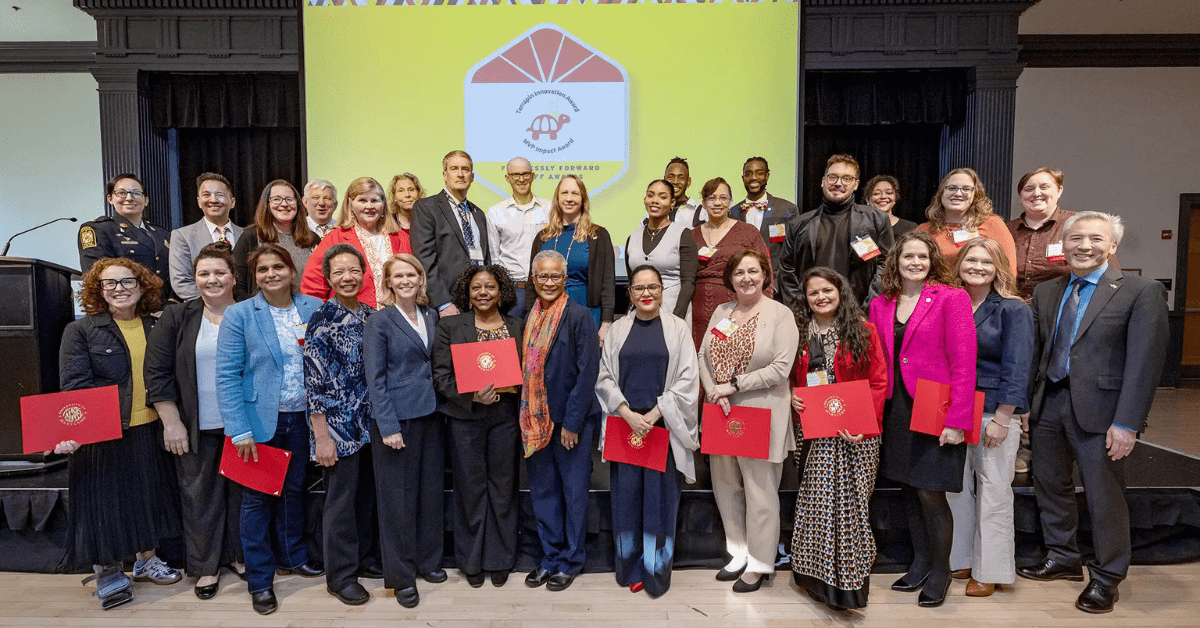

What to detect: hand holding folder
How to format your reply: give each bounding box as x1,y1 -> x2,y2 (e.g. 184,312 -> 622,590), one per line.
700,403 -> 771,459
218,437 -> 292,496
603,416 -> 670,472
450,338 -> 523,394
20,386 -> 123,454
793,379 -> 880,440
910,379 -> 985,445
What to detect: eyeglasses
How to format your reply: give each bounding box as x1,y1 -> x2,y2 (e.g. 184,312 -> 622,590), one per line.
823,174 -> 858,185
630,284 -> 662,294
507,172 -> 535,182
705,194 -> 732,203
111,189 -> 145,199
533,273 -> 566,284
99,277 -> 140,291
945,185 -> 976,195
269,196 -> 297,205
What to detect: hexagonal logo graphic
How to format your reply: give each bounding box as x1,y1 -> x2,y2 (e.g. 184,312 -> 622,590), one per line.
465,23 -> 630,199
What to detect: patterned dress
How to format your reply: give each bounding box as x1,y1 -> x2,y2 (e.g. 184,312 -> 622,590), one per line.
691,221 -> 772,349
790,323 -> 881,610
302,299 -> 376,458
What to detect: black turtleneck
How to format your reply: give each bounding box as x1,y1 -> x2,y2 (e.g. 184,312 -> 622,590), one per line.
816,196 -> 854,276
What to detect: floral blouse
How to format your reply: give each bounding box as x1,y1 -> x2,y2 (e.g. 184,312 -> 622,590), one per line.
303,299 -> 376,458
710,314 -> 758,385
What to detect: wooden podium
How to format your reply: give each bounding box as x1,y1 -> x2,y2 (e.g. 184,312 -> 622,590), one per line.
0,258 -> 77,461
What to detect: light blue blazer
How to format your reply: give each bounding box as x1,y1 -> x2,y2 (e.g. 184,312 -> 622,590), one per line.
218,291 -> 323,443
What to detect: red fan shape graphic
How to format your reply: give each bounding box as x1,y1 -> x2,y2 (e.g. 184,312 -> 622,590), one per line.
470,27 -> 624,84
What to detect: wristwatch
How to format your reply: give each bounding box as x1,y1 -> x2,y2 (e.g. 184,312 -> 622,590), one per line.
730,376 -> 740,392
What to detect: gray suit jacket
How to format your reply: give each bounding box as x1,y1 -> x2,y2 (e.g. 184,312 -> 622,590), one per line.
1028,264 -> 1168,434
169,219 -> 243,300
411,190 -> 492,309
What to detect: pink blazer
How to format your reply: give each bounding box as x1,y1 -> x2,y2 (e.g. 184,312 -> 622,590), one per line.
868,283 -> 978,431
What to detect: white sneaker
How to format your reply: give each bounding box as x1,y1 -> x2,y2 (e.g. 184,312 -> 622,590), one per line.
132,556 -> 182,585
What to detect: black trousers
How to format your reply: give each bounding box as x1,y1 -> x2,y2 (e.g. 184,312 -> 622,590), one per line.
1031,380 -> 1130,585
174,428 -> 243,578
321,446 -> 378,590
446,400 -> 521,574
371,416 -> 445,590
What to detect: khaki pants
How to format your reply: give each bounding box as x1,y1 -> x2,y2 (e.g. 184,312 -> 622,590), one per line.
947,413 -> 1021,584
710,454 -> 784,575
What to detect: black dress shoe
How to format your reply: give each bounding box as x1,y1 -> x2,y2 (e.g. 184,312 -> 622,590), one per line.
422,568 -> 448,584
546,571 -> 576,592
226,563 -> 247,581
359,565 -> 384,579
194,579 -> 219,600
715,565 -> 746,582
526,567 -> 553,588
464,571 -> 485,588
251,589 -> 278,615
276,563 -> 324,578
732,573 -> 767,593
891,572 -> 929,592
1075,580 -> 1119,614
491,570 -> 510,587
328,581 -> 370,606
917,577 -> 952,607
1016,557 -> 1084,582
395,586 -> 420,609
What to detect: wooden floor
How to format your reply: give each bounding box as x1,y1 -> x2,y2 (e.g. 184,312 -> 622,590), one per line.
2,565 -> 1198,627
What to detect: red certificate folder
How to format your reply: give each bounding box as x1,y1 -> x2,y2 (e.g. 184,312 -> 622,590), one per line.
218,437 -> 292,496
700,403 -> 771,459
450,338 -> 523,394
603,416 -> 670,473
793,379 -> 880,440
910,379 -> 986,445
20,385 -> 123,454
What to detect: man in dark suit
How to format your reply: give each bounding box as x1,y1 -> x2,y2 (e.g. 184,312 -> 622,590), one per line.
728,156 -> 798,287
79,173 -> 175,301
412,150 -> 492,315
1017,211 -> 1168,614
778,153 -> 893,308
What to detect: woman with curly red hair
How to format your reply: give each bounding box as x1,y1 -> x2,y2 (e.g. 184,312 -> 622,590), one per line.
53,257 -> 182,609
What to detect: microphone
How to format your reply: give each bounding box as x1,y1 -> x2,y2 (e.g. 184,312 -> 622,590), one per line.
1,217 -> 79,257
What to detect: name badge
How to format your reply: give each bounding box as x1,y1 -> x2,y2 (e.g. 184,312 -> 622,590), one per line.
768,223 -> 786,243
952,228 -> 978,246
851,235 -> 881,261
806,371 -> 829,387
468,247 -> 485,265
697,246 -> 717,261
1046,241 -> 1065,263
712,317 -> 738,341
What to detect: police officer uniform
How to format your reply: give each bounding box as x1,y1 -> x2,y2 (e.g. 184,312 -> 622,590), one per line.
78,215 -> 175,302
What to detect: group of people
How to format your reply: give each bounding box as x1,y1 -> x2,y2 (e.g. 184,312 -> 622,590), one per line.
57,150 -> 1167,617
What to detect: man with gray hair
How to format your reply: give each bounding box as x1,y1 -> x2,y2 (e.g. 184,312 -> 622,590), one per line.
1018,211 -> 1168,614
486,157 -> 550,313
303,179 -> 339,239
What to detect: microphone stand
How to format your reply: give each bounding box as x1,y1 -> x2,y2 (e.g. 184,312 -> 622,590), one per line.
1,217 -> 79,256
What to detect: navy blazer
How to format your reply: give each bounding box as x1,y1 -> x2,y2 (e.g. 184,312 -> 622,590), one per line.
536,299 -> 601,434
974,291 -> 1034,414
144,299 -> 206,452
363,304 -> 440,437
432,312 -> 525,421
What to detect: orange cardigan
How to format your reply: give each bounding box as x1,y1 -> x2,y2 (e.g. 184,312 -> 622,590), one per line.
916,214 -> 1017,275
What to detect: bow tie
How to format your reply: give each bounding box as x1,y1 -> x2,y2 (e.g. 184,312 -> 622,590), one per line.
745,199 -> 768,212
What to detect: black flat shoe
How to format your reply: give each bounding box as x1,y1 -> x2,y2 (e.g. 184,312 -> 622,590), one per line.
491,570 -> 510,587
359,565 -> 384,579
526,567 -> 553,588
1017,557 -> 1084,582
395,586 -> 420,609
422,568 -> 448,584
891,572 -> 929,592
464,571 -> 485,588
329,581 -> 369,606
226,563 -> 247,581
547,571 -> 576,592
732,573 -> 767,593
715,565 -> 746,582
194,580 -> 219,600
276,563 -> 324,578
1075,580 -> 1119,614
251,589 -> 278,615
917,577 -> 952,607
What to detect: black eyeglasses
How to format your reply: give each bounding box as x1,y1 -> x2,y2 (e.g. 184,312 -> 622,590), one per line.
99,277 -> 140,291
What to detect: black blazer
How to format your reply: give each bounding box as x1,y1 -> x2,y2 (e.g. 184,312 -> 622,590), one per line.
59,313 -> 157,430
528,225 -> 616,322
144,299 -> 207,451
1029,265 -> 1169,433
412,191 -> 493,310
778,201 -> 894,308
729,192 -> 799,287
431,312 -> 525,421
974,291 -> 1034,414
363,304 -> 440,437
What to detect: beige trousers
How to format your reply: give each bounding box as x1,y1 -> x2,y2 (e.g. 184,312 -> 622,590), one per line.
947,413 -> 1022,584
710,454 -> 784,575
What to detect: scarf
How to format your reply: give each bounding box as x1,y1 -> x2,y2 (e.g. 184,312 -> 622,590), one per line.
806,320 -> 841,384
519,292 -> 570,457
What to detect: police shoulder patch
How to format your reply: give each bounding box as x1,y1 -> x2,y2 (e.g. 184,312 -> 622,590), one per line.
80,226 -> 98,249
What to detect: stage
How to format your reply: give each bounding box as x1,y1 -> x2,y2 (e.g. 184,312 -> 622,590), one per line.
2,440 -> 1197,576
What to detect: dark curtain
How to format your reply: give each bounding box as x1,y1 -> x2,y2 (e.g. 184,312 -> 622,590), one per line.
148,73 -> 302,227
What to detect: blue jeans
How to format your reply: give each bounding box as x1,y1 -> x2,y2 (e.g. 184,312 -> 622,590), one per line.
241,411 -> 309,593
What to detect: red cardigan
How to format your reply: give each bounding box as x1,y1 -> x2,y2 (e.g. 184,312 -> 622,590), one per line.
792,322 -> 889,433
300,227 -> 411,308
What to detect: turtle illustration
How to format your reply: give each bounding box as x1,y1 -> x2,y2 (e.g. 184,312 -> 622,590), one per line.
526,113 -> 571,141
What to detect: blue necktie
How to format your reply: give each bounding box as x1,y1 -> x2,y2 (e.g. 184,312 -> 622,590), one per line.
457,200 -> 475,249
1047,277 -> 1084,382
